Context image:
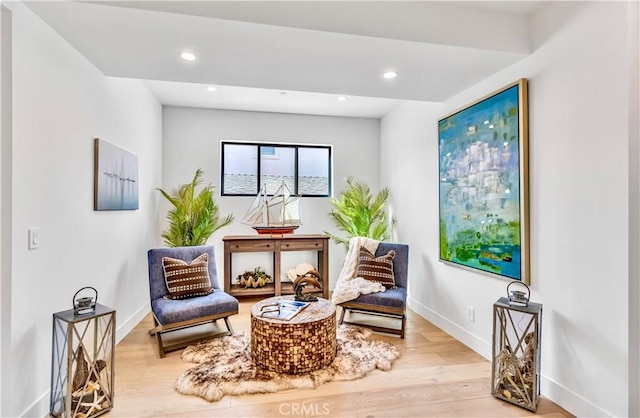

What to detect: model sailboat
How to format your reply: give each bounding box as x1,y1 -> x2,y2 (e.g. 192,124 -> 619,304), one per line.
242,181 -> 301,234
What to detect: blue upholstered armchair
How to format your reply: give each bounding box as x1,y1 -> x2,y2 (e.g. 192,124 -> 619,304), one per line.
338,242 -> 409,338
147,245 -> 239,357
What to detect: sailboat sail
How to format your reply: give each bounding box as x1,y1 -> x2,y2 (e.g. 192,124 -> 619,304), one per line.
242,181 -> 301,233
243,192 -> 267,225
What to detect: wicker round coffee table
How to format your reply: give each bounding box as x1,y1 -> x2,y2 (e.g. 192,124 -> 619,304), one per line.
251,295 -> 337,374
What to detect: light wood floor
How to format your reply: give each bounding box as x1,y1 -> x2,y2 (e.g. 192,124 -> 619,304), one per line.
111,299 -> 573,418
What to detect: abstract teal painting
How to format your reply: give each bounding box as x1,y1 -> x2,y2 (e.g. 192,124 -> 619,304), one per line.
438,79 -> 529,283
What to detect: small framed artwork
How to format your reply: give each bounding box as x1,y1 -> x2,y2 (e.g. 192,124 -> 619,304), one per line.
438,79 -> 529,283
94,138 -> 139,211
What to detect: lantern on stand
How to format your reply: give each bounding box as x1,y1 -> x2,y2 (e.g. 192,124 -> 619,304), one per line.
491,282 -> 542,412
49,287 -> 115,418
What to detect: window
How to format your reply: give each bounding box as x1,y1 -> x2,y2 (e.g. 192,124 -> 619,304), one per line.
260,146 -> 276,156
221,141 -> 332,197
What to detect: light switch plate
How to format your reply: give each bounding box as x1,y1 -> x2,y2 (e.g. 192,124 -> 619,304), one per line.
28,227 -> 39,250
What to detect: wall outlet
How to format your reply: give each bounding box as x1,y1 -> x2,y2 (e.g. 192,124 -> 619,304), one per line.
467,306 -> 475,322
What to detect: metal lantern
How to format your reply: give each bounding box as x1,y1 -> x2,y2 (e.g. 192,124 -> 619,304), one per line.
491,282 -> 542,412
50,288 -> 115,418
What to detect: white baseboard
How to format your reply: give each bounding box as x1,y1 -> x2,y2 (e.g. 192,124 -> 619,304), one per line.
406,297 -> 611,418
116,302 -> 150,344
407,297 -> 492,359
20,389 -> 48,418
541,375 -> 612,417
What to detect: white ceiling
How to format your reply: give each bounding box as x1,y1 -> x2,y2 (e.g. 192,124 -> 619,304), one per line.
26,1 -> 544,118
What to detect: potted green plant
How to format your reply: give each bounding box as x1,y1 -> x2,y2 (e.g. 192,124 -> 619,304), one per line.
325,176 -> 397,249
157,169 -> 233,247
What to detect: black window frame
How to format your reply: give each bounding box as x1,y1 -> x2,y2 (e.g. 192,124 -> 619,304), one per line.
221,141 -> 332,197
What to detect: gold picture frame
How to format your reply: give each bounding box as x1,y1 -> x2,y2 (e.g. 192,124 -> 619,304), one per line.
438,79 -> 529,283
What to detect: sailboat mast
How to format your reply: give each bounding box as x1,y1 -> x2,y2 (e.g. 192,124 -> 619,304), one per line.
263,184 -> 270,226
281,187 -> 286,225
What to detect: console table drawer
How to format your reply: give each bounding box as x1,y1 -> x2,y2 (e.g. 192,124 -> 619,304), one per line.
228,240 -> 275,252
281,240 -> 324,251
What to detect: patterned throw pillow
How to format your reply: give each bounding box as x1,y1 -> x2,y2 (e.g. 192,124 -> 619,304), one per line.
356,247 -> 396,288
162,253 -> 214,299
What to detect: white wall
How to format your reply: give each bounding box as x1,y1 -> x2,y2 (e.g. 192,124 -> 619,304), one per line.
0,4 -> 11,417
10,3 -> 163,417
381,2 -> 631,416
628,2 -> 640,416
162,106 -> 380,287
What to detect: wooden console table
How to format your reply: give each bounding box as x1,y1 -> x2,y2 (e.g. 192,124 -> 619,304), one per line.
223,234 -> 329,299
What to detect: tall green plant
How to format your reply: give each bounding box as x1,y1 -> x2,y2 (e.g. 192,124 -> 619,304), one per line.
157,169 -> 233,247
326,177 -> 397,248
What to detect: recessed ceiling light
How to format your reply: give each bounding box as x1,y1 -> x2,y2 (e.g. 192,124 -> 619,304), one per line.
180,51 -> 197,61
383,71 -> 398,79
206,86 -> 217,92
280,92 -> 288,95
337,96 -> 347,101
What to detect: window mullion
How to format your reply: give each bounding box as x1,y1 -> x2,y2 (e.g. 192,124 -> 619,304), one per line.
256,144 -> 262,195
294,146 -> 299,195
327,146 -> 332,198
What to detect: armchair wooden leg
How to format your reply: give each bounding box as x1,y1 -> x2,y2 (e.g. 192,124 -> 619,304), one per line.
149,316 -> 161,336
400,315 -> 406,339
156,331 -> 165,358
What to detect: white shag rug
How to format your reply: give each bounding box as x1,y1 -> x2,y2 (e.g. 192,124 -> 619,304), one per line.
175,325 -> 400,401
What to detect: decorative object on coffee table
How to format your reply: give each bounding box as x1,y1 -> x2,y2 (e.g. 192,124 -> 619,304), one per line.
251,296 -> 336,374
175,325 -> 399,402
491,282 -> 542,411
293,273 -> 322,302
258,299 -> 309,321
